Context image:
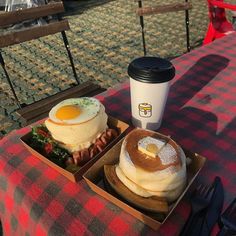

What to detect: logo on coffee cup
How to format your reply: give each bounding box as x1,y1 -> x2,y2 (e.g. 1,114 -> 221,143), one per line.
138,103 -> 152,118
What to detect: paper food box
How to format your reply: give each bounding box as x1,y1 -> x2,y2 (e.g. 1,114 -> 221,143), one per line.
20,116 -> 130,182
83,131 -> 206,230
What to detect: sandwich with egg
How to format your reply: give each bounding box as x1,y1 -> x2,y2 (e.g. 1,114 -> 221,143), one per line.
29,97 -> 118,169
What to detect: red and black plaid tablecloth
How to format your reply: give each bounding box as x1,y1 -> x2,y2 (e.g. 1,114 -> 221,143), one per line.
1,32 -> 236,235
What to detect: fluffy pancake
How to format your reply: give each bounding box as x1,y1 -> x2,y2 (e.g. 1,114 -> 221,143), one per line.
45,98 -> 108,153
116,129 -> 187,202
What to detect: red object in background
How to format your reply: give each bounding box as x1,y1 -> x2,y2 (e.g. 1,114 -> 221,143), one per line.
203,0 -> 236,45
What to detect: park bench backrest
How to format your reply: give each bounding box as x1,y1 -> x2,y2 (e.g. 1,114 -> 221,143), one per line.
134,0 -> 192,55
0,2 -> 69,48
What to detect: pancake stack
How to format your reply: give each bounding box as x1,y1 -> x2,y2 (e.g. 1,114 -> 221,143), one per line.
115,129 -> 187,202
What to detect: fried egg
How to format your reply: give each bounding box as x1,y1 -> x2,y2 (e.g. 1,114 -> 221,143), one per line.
49,97 -> 100,125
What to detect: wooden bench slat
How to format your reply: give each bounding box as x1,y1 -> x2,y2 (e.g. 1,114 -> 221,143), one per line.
0,2 -> 64,27
17,82 -> 106,124
136,3 -> 192,16
0,20 -> 69,48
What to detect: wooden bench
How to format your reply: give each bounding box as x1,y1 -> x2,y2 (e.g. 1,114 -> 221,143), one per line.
0,1 -> 106,124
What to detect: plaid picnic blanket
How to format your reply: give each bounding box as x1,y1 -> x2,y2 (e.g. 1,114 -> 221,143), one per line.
1,32 -> 236,235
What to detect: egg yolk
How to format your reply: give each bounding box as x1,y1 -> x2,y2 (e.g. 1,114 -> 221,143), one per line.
55,105 -> 81,120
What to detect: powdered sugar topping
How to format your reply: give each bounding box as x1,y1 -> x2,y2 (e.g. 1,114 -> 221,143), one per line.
158,143 -> 177,165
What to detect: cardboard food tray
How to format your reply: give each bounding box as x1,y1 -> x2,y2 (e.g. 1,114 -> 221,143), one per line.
20,116 -> 130,182
83,136 -> 206,231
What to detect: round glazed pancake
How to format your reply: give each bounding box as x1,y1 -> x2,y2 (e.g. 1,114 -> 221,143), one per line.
123,129 -> 181,172
116,129 -> 187,202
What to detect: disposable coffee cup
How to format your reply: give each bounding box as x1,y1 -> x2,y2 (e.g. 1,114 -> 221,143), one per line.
128,56 -> 175,130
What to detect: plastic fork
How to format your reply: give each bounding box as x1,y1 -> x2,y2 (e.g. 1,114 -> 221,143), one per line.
217,198 -> 236,236
180,183 -> 213,236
